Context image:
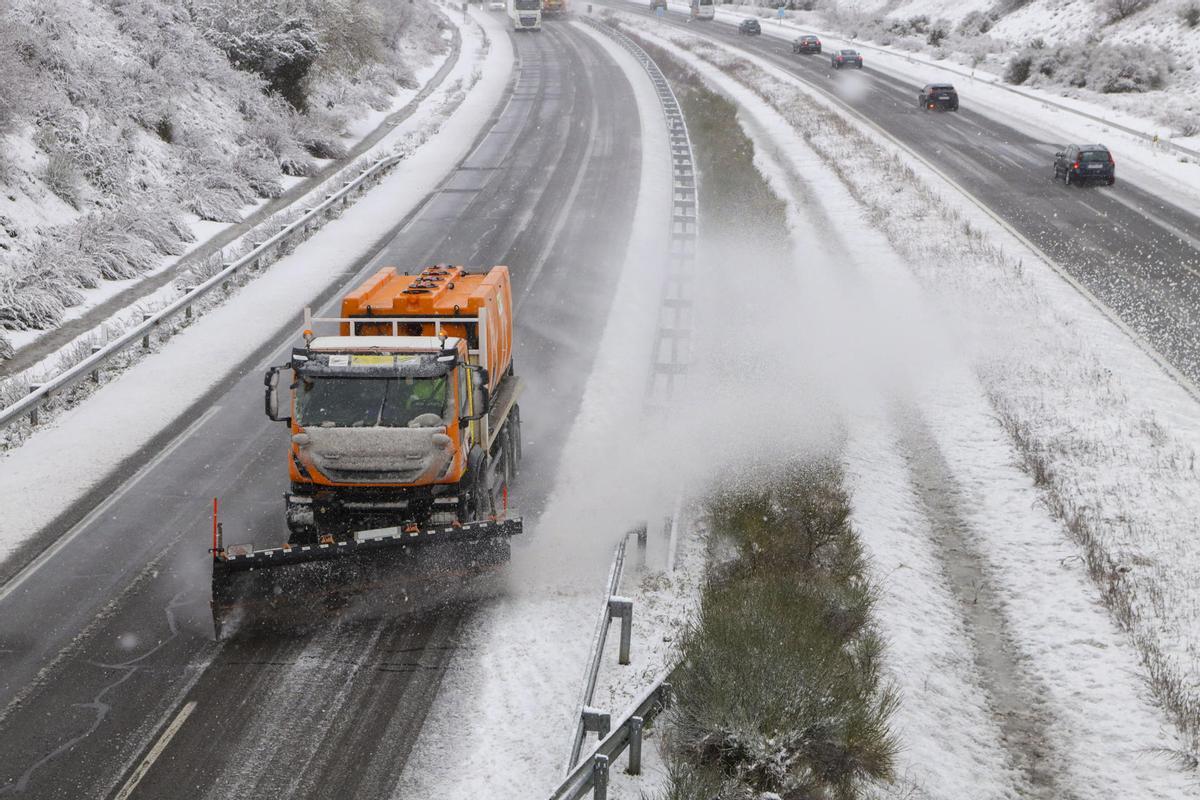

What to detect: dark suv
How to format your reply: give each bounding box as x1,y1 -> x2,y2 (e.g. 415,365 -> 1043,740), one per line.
831,49 -> 863,69
793,34 -> 821,53
1054,144 -> 1116,186
738,18 -> 761,35
919,83 -> 958,111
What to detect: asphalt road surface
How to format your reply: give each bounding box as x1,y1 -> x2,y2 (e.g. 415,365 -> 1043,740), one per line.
609,1 -> 1200,387
0,20 -> 642,800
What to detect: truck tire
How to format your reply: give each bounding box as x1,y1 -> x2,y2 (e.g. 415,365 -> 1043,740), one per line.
286,497 -> 319,544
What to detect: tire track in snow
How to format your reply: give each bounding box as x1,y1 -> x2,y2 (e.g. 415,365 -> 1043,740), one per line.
892,406 -> 1071,800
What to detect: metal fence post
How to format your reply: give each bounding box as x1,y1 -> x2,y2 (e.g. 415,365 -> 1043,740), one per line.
90,344 -> 102,383
627,716 -> 644,775
582,707 -> 611,739
592,755 -> 609,800
141,313 -> 152,349
608,597 -> 633,665
27,384 -> 42,426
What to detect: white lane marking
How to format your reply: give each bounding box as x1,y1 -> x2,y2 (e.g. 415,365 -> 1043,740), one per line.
1079,201 -> 1108,219
1103,190 -> 1200,268
0,404 -> 222,604
516,36 -> 600,312
112,701 -> 197,800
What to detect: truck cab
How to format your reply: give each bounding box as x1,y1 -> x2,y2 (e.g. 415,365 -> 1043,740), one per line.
510,0 -> 542,30
265,266 -> 522,541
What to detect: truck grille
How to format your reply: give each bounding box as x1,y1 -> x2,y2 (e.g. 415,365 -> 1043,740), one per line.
320,467 -> 424,484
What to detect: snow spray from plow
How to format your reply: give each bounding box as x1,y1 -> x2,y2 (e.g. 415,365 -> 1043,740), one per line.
554,17 -> 699,799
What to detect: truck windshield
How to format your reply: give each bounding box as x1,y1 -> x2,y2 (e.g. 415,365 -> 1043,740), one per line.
297,377 -> 448,428
515,0 -> 540,10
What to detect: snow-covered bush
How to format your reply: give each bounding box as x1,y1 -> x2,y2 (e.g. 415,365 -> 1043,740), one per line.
1180,0 -> 1200,26
1103,0 -> 1156,21
956,8 -> 998,34
1005,42 -> 1171,93
188,0 -> 323,111
40,150 -> 83,208
1161,109 -> 1200,136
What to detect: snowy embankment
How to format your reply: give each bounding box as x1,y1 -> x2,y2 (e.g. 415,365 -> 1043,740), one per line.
655,0 -> 1200,210
1,31 -> 452,364
0,7 -> 510,567
392,21 -> 683,799
623,19 -> 1200,796
0,0 -> 448,361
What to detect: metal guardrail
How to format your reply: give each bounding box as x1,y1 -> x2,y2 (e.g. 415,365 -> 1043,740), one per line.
0,154 -> 404,430
550,674 -> 673,800
566,529 -> 642,770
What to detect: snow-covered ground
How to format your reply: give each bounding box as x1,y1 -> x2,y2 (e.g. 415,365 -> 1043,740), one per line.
621,19 -> 1200,795
0,7 -> 511,564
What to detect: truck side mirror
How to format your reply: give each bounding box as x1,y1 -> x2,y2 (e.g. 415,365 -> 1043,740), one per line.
264,366 -> 291,424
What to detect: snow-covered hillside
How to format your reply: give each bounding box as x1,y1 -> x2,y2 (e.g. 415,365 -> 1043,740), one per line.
0,0 -> 447,359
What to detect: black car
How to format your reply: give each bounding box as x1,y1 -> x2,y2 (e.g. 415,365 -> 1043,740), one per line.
919,83 -> 958,111
793,34 -> 821,53
738,18 -> 761,35
831,49 -> 863,69
1053,144 -> 1116,186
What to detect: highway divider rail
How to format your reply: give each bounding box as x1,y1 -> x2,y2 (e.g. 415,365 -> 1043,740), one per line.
0,154 -> 405,431
552,17 -> 701,800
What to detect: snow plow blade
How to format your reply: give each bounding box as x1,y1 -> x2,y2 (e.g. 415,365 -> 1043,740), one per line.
210,518 -> 522,638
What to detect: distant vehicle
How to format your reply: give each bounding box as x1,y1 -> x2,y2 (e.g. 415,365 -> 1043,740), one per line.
831,49 -> 863,69
792,34 -> 822,54
541,0 -> 566,15
649,0 -> 666,9
489,0 -> 505,9
509,0 -> 541,29
738,18 -> 761,35
690,0 -> 714,19
919,83 -> 958,111
1054,144 -> 1116,186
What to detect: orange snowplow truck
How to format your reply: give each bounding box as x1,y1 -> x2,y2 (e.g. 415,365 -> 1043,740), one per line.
270,264 -> 522,539
209,266 -> 523,636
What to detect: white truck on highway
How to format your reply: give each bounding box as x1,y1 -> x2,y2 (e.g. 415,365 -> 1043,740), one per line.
509,0 -> 542,29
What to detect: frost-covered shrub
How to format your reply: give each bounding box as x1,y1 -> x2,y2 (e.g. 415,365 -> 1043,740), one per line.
1180,0 -> 1200,26
957,9 -> 998,34
1161,109 -> 1200,136
41,149 -> 82,207
188,1 -> 323,111
1103,0 -> 1156,21
1004,42 -> 1170,93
